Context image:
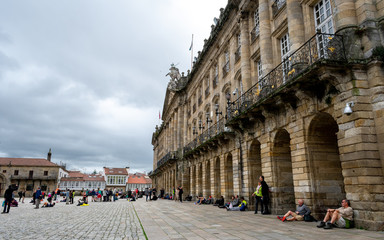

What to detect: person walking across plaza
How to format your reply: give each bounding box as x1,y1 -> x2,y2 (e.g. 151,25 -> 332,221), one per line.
35,187 -> 42,209
66,189 -> 70,205
145,188 -> 149,202
178,186 -> 183,203
2,185 -> 14,214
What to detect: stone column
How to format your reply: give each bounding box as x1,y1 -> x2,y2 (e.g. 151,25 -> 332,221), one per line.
191,165 -> 196,197
367,61 -> 384,173
232,148 -> 241,198
202,160 -> 208,197
259,0 -> 274,74
333,0 -> 357,30
178,106 -> 183,148
287,0 -> 305,52
240,11 -> 252,91
184,104 -> 188,145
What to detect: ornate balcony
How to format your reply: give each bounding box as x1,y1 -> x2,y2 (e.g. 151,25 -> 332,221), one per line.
251,25 -> 260,42
183,117 -> 228,157
227,33 -> 346,121
272,0 -> 286,16
157,151 -> 178,169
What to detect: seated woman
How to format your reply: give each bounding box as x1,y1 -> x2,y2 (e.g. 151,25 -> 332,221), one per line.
227,197 -> 247,211
204,196 -> 214,204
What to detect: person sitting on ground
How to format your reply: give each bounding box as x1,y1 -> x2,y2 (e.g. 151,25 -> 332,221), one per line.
42,202 -> 55,208
317,199 -> 353,229
204,196 -> 214,204
10,199 -> 18,207
277,199 -> 311,222
195,196 -> 206,205
225,196 -> 238,208
227,197 -> 247,211
185,195 -> 192,201
213,196 -> 225,207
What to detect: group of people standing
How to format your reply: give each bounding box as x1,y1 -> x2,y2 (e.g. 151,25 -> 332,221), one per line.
252,175 -> 270,215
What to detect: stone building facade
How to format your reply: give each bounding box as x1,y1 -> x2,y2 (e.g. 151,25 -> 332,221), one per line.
0,156 -> 62,197
151,0 -> 384,230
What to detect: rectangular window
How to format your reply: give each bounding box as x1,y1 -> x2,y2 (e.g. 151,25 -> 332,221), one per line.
14,170 -> 19,176
2,170 -> 6,173
257,60 -> 263,79
44,171 -> 48,176
26,184 -> 33,191
314,0 -> 333,34
281,33 -> 291,82
29,171 -> 33,178
41,185 -> 47,191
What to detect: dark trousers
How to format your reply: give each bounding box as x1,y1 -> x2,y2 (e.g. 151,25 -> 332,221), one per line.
179,193 -> 182,202
3,199 -> 11,213
262,197 -> 269,213
255,196 -> 263,213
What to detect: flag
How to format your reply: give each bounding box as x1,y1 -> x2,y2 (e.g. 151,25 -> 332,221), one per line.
159,111 -> 161,120
189,34 -> 193,51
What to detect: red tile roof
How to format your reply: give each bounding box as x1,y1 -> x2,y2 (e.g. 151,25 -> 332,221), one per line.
61,174 -> 105,182
0,158 -> 59,167
103,167 -> 128,175
68,171 -> 85,178
127,173 -> 152,184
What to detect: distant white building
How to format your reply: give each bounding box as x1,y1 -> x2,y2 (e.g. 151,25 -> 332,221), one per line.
59,171 -> 105,191
102,167 -> 129,192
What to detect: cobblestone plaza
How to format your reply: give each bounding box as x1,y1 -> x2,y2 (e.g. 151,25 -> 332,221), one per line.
1,198 -> 383,240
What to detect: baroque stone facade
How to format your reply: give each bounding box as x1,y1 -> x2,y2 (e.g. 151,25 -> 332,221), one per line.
151,0 -> 384,230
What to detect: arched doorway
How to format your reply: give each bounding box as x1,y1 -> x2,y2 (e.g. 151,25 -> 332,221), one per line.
308,113 -> 345,217
225,153 -> 234,200
214,157 -> 221,198
272,129 -> 295,214
205,160 -> 211,197
247,140 -> 262,209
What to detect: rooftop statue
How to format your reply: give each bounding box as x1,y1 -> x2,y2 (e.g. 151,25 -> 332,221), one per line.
166,63 -> 181,82
166,63 -> 181,91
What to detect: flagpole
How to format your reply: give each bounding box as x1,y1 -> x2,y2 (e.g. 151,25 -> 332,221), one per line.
190,34 -> 194,70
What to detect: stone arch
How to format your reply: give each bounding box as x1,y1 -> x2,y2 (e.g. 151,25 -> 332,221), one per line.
205,160 -> 211,197
214,157 -> 221,198
308,112 -> 345,217
198,163 -> 203,196
224,153 -> 234,199
272,129 -> 295,214
247,139 -> 262,209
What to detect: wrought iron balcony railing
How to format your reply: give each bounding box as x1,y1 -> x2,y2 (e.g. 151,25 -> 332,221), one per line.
251,25 -> 260,42
183,117 -> 226,156
227,33 -> 346,121
272,0 -> 286,16
157,151 -> 177,168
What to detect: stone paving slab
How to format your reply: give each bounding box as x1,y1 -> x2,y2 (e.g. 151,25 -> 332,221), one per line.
1,197 -> 383,240
0,197 -> 145,240
133,199 -> 384,240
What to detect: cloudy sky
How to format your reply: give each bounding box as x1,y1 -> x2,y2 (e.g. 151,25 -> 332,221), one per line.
0,0 -> 227,173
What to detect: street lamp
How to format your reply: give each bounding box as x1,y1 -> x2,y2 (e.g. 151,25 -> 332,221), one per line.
215,104 -> 222,116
